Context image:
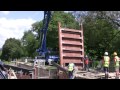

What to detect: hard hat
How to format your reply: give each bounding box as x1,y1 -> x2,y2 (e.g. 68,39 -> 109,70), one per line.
86,55 -> 88,57
113,52 -> 117,56
104,52 -> 108,55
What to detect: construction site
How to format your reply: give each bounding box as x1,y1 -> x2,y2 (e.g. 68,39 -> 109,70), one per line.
0,11 -> 120,79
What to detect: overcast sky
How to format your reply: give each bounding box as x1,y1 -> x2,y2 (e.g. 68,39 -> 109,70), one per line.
0,11 -> 44,48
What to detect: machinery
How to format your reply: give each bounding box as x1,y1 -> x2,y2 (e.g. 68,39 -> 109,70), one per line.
36,11 -> 59,65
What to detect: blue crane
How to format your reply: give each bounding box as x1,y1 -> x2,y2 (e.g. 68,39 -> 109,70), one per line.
36,11 -> 51,57
36,11 -> 59,64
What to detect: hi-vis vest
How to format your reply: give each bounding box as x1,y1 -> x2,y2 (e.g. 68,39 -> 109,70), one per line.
104,56 -> 109,67
114,56 -> 119,67
68,63 -> 74,71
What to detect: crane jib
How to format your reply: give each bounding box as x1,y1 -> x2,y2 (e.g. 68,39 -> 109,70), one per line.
37,11 -> 51,56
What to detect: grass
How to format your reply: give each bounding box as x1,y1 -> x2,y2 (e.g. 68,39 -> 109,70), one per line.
3,60 -> 15,65
3,61 -> 11,64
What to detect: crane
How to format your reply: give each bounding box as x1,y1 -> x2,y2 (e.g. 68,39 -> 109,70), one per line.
36,11 -> 59,64
36,11 -> 51,56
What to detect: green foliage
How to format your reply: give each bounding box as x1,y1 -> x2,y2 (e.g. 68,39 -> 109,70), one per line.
1,38 -> 23,61
92,61 -> 99,68
72,11 -> 120,61
83,16 -> 116,60
22,30 -> 38,58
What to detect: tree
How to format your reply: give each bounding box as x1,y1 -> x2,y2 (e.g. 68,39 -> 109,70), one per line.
1,38 -> 24,61
21,30 -> 38,58
71,11 -> 120,42
71,11 -> 118,60
85,17 -> 116,59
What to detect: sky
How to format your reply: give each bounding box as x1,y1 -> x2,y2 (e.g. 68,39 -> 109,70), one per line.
0,11 -> 44,48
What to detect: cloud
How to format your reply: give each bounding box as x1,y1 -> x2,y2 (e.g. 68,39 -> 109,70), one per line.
0,11 -> 10,15
0,17 -> 36,48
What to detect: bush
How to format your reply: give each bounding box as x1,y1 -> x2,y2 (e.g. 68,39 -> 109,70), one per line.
92,61 -> 99,68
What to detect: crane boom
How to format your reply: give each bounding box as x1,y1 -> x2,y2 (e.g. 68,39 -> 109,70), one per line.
37,11 -> 51,57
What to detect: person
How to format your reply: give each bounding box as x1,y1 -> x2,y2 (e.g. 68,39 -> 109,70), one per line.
102,52 -> 110,79
84,55 -> 89,71
113,52 -> 120,79
68,63 -> 75,79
